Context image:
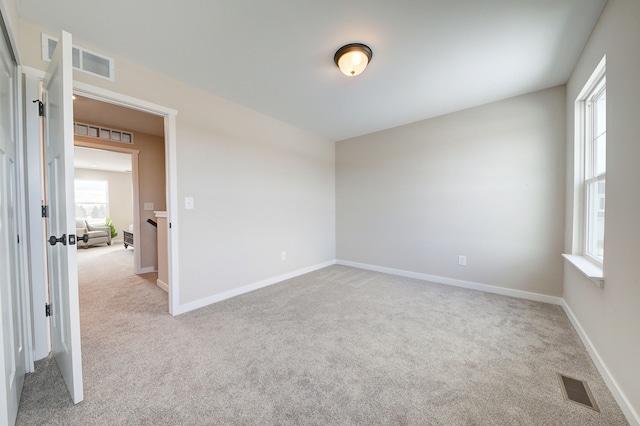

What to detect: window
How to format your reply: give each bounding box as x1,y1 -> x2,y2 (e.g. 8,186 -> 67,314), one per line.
577,58 -> 606,265
75,180 -> 109,225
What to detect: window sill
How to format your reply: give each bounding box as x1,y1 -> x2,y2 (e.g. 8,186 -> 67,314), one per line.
562,254 -> 604,288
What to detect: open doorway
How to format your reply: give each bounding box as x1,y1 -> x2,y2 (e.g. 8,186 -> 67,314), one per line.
22,70 -> 180,380
72,95 -> 167,283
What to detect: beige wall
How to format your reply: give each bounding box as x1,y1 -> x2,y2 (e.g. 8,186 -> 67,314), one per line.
337,86 -> 566,297
564,0 -> 640,420
74,167 -> 133,243
75,129 -> 165,271
17,19 -> 336,307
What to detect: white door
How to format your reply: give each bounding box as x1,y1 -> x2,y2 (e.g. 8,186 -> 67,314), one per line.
0,24 -> 25,426
44,31 -> 83,404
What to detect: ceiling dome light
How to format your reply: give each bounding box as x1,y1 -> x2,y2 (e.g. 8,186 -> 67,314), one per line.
334,43 -> 372,77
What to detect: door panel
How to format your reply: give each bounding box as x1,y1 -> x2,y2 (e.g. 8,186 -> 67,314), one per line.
0,20 -> 25,426
44,30 -> 83,404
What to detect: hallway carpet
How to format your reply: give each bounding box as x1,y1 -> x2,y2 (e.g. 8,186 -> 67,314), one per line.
16,246 -> 627,425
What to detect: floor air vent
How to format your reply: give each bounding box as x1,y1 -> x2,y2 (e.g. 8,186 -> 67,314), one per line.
557,373 -> 600,412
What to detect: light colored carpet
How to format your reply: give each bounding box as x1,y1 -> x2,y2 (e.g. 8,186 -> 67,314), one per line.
17,245 -> 628,425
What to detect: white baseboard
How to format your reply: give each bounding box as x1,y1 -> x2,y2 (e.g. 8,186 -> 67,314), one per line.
562,301 -> 640,426
138,266 -> 156,274
156,279 -> 168,293
336,260 -> 564,305
173,260 -> 337,315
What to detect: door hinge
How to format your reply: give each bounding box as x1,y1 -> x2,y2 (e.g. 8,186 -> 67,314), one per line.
45,303 -> 51,317
33,99 -> 44,117
42,204 -> 48,218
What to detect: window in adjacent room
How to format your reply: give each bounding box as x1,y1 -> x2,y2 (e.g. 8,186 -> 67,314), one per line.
577,58 -> 606,265
75,179 -> 109,225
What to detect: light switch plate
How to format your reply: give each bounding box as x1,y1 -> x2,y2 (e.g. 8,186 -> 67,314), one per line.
185,197 -> 194,210
144,202 -> 154,211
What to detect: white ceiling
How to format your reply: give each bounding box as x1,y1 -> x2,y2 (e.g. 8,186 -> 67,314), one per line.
74,146 -> 132,173
17,0 -> 607,141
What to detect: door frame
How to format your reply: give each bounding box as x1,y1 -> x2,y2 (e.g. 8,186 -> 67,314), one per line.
22,73 -> 49,363
0,17 -> 32,424
72,82 -> 180,316
22,66 -> 180,331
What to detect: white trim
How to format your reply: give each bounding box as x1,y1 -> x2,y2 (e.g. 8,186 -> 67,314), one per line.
571,87 -> 586,253
22,73 -> 51,361
165,113 -> 179,315
561,254 -> 604,287
73,81 -> 177,116
153,211 -> 168,293
562,301 -> 640,426
156,279 -> 168,293
21,65 -> 45,79
336,260 -> 564,305
139,266 -> 156,274
130,150 -> 142,274
14,66 -> 35,372
173,260 -> 337,315
575,55 -> 607,101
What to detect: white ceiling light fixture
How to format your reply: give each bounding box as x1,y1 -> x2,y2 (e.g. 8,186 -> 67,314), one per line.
334,43 -> 373,77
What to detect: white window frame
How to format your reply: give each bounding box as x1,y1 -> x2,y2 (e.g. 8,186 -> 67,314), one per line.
574,56 -> 606,268
582,77 -> 606,266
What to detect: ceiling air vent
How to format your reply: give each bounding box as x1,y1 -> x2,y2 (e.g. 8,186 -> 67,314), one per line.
42,33 -> 114,81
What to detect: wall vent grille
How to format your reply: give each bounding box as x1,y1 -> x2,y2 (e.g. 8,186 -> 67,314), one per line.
74,122 -> 133,144
42,33 -> 114,81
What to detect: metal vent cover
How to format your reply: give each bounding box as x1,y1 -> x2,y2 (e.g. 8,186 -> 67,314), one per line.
557,373 -> 600,412
74,122 -> 133,144
42,33 -> 115,81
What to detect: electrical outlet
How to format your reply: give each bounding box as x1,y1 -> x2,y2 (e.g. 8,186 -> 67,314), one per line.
458,255 -> 467,266
281,251 -> 287,261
